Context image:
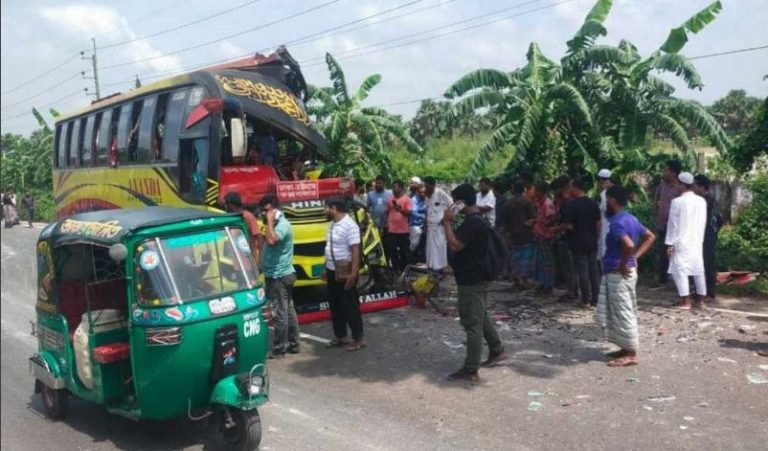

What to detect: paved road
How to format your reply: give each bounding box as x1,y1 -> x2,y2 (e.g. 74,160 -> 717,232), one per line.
2,224 -> 768,450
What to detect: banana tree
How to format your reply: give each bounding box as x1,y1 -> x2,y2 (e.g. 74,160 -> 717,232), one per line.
446,42 -> 596,179
307,53 -> 422,180
446,0 -> 729,179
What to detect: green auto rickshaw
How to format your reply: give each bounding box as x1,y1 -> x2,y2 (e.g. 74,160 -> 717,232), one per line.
30,207 -> 270,450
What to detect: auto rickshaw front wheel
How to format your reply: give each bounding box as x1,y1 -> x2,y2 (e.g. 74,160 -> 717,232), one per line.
36,380 -> 69,420
221,407 -> 262,450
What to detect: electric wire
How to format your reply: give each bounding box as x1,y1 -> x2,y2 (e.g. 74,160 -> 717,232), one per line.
99,0 -> 343,71
301,0 -> 573,67
1,89 -> 85,121
1,54 -> 80,96
100,0 -> 266,50
1,73 -> 82,111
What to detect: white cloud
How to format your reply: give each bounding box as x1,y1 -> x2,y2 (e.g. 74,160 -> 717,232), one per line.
218,41 -> 247,59
39,4 -> 182,73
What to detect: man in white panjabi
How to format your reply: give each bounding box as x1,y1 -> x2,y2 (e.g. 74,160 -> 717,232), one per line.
665,172 -> 708,309
596,168 -> 614,264
424,176 -> 452,272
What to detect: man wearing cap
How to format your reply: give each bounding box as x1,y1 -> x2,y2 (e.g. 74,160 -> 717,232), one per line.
665,172 -> 708,309
408,177 -> 427,264
652,160 -> 682,289
596,169 -> 614,264
442,183 -> 506,381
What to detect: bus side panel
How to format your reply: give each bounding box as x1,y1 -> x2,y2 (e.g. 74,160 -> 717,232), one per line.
53,167 -> 202,219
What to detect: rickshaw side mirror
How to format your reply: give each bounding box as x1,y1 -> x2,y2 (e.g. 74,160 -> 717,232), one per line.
109,244 -> 128,262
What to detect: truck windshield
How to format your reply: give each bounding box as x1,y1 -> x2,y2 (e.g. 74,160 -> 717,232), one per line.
134,227 -> 258,306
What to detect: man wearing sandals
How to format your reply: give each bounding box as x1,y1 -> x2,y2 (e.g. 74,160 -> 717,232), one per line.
322,197 -> 366,352
665,172 -> 708,310
595,186 -> 655,367
443,184 -> 506,381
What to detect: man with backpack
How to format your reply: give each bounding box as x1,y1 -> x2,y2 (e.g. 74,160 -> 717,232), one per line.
442,183 -> 506,382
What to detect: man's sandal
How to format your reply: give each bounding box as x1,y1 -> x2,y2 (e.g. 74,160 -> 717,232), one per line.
345,341 -> 366,352
325,339 -> 349,348
607,356 -> 638,367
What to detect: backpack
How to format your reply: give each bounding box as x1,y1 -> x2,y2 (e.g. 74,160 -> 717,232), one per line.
478,216 -> 509,281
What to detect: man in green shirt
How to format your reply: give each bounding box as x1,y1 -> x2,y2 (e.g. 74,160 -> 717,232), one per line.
260,194 -> 299,358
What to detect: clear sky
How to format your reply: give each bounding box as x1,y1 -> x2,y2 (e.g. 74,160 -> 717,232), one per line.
1,0 -> 766,135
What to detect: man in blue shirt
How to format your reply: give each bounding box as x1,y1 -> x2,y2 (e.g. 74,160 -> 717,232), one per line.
409,177 -> 427,264
260,194 -> 299,358
595,186 -> 655,368
366,174 -> 392,237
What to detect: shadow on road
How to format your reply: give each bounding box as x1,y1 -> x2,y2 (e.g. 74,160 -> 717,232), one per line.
26,395 -> 225,451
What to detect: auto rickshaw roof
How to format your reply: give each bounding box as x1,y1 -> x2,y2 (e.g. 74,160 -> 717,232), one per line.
40,208 -> 237,246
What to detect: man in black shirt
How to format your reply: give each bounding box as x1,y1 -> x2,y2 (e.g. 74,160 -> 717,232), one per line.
443,183 -> 505,382
561,178 -> 601,307
693,175 -> 722,303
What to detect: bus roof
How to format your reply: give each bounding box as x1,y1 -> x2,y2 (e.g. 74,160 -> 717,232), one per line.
55,47 -> 326,151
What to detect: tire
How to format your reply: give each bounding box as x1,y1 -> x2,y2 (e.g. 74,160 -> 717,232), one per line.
222,408 -> 262,451
39,382 -> 69,420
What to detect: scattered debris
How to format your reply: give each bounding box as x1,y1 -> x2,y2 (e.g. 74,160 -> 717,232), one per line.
684,416 -> 695,422
698,402 -> 709,408
680,425 -> 689,430
717,357 -> 738,364
575,395 -> 591,399
646,396 -> 676,403
527,391 -> 544,397
442,341 -> 463,350
738,325 -> 757,334
527,401 -> 543,411
642,405 -> 653,411
541,353 -> 555,359
758,364 -> 768,370
747,374 -> 767,384
626,377 -> 640,383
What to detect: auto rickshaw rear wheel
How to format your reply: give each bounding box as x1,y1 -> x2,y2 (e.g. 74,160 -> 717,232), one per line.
222,408 -> 261,450
37,380 -> 69,420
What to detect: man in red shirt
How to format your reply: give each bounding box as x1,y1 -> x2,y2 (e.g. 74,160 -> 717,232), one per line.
224,191 -> 262,264
385,180 -> 413,272
530,182 -> 556,294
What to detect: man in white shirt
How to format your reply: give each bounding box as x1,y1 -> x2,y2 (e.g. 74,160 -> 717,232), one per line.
596,168 -> 614,264
323,197 -> 365,352
424,177 -> 452,272
476,177 -> 496,226
665,172 -> 707,309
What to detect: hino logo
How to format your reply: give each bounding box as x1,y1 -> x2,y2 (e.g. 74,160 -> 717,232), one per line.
289,200 -> 324,209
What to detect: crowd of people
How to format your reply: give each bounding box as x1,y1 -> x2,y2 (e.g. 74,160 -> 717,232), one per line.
348,161 -> 721,378
220,160 -> 723,379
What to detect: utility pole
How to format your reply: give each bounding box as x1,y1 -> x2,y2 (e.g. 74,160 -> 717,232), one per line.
81,38 -> 101,100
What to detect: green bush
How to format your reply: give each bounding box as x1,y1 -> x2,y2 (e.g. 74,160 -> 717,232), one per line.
717,173 -> 768,274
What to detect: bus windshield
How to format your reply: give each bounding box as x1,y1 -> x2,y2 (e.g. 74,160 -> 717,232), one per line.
134,227 -> 258,306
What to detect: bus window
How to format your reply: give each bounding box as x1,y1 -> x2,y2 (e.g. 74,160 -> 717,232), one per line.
82,114 -> 96,166
152,93 -> 169,161
95,110 -> 112,166
136,96 -> 156,163
162,89 -> 188,163
76,117 -> 87,166
68,120 -> 80,167
117,103 -> 133,164
56,124 -> 68,168
178,138 -> 208,202
127,100 -> 144,163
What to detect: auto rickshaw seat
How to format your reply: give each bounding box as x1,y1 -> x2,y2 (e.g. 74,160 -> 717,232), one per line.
93,342 -> 130,364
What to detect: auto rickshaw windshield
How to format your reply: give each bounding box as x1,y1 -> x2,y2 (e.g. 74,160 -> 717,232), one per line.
134,227 -> 258,306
